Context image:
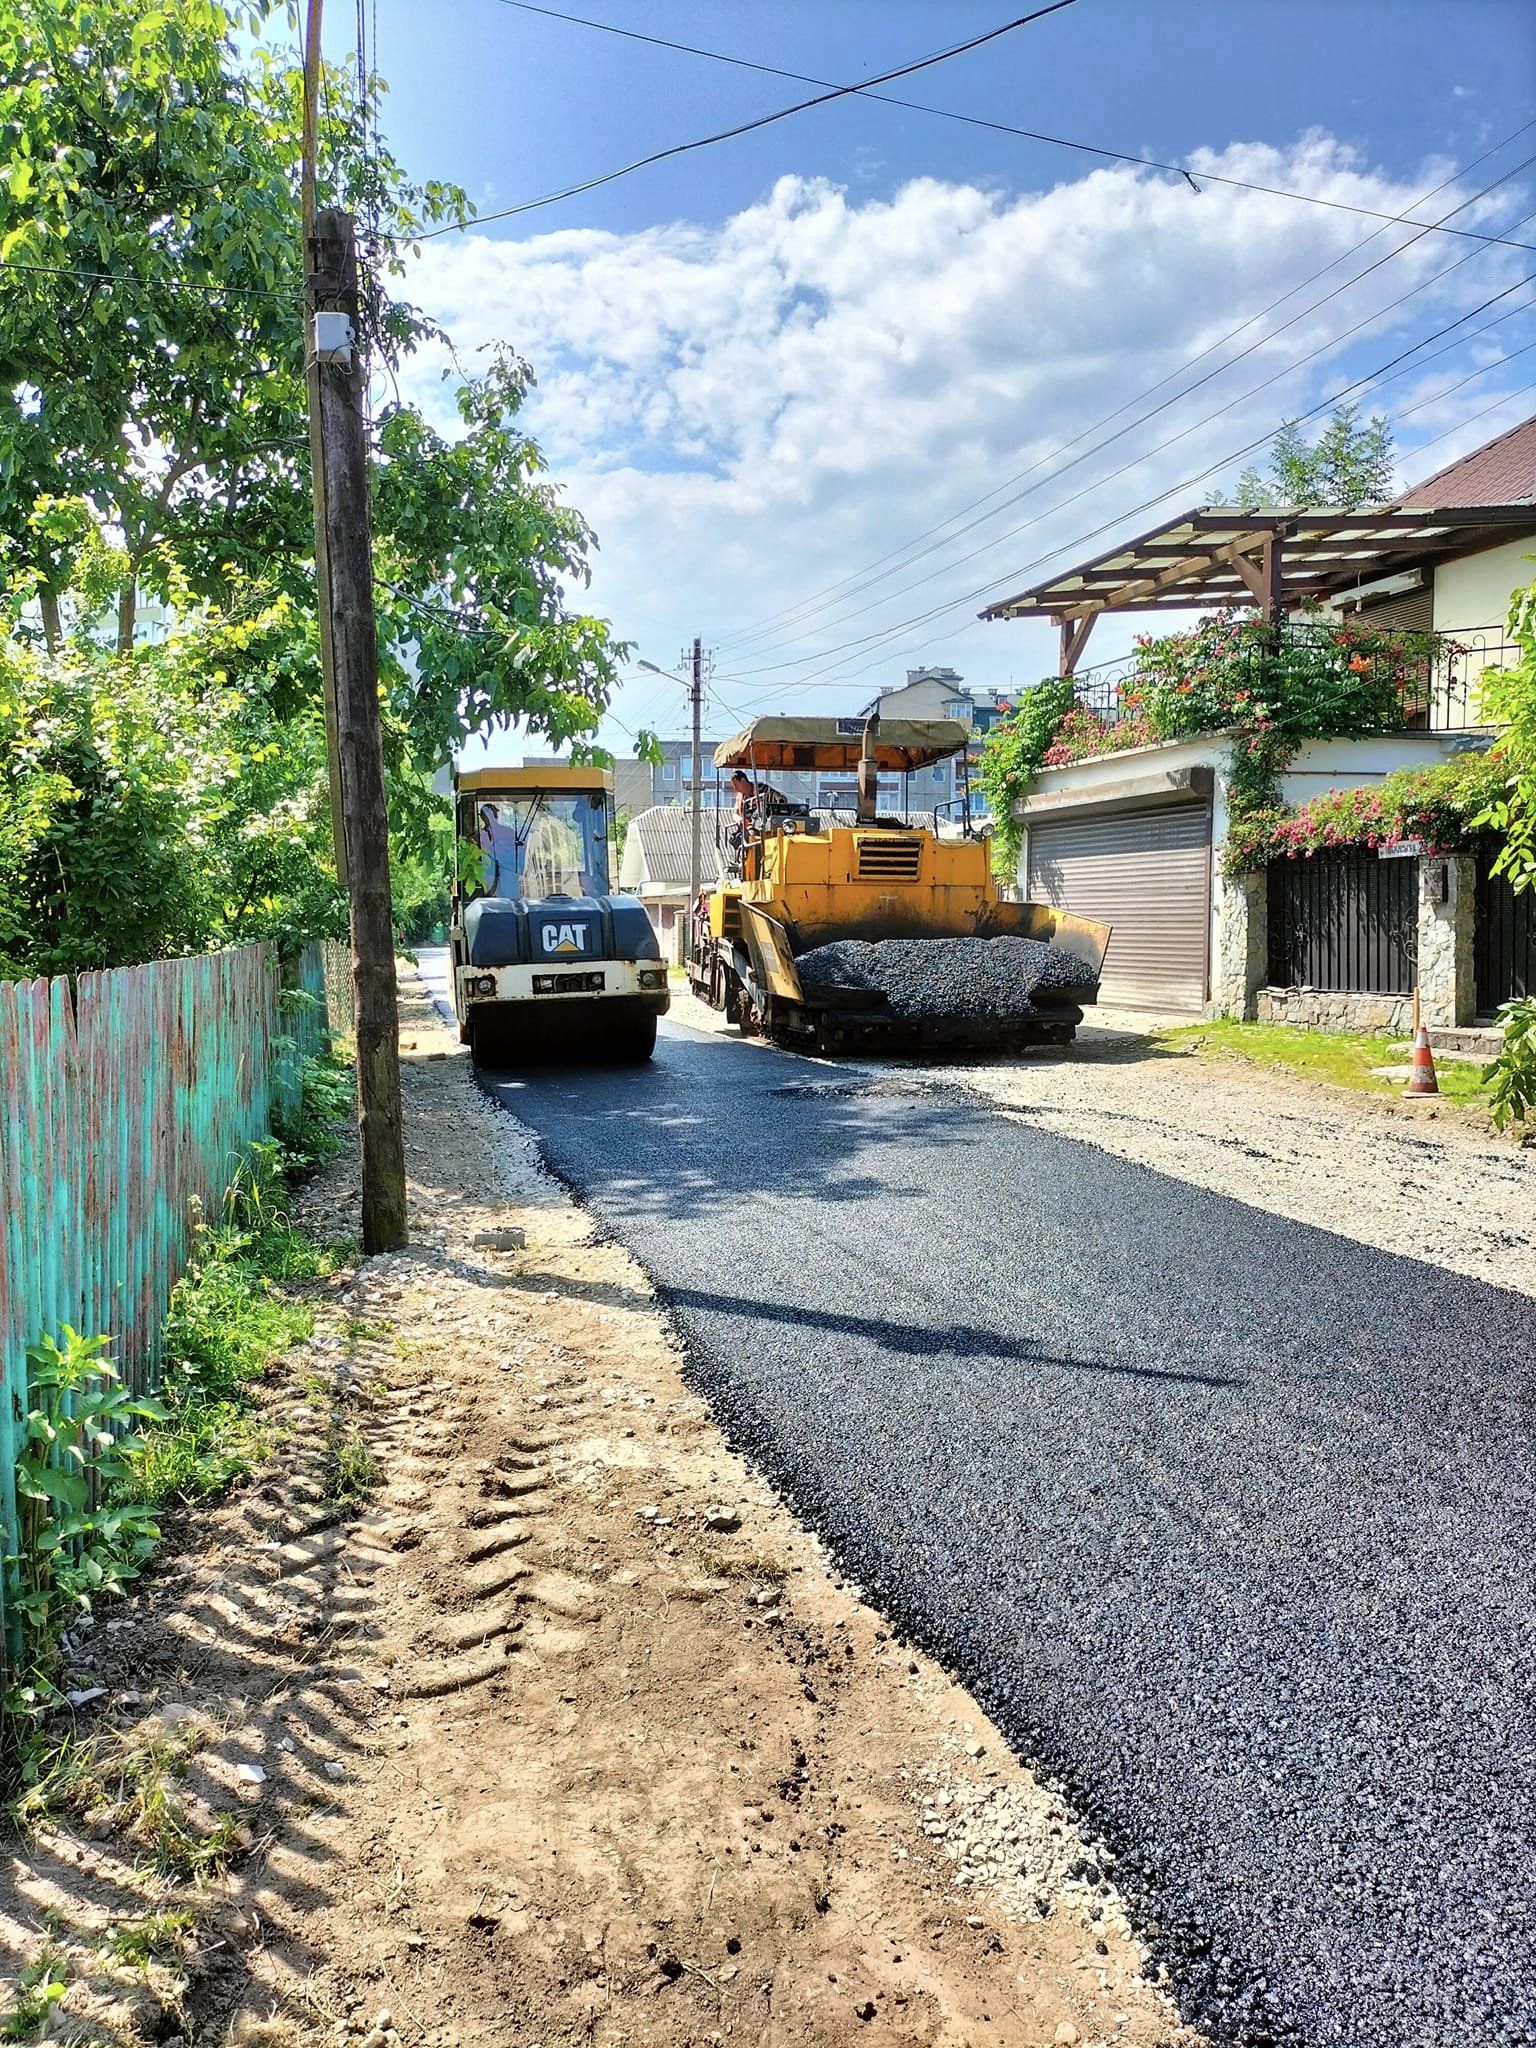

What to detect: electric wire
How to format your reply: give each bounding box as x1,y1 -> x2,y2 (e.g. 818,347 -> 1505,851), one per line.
720,173 -> 1536,669
717,121 -> 1536,654
474,0 -> 1536,255
789,371 -> 1536,703
719,249 -> 1536,681
411,1 -> 1090,241
715,269 -> 1536,706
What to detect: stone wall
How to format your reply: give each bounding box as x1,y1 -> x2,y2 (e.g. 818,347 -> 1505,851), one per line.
1211,867 -> 1263,1018
1256,985 -> 1414,1033
1417,852 -> 1476,1027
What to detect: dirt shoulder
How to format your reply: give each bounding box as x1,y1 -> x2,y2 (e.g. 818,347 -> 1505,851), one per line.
1,975 -> 1198,2048
664,984 -> 1536,1300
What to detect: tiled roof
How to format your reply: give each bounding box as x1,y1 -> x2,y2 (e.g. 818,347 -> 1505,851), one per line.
1404,411 -> 1536,506
619,806 -> 728,891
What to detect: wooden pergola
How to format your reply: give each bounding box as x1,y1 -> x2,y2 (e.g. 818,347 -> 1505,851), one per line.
980,504 -> 1535,676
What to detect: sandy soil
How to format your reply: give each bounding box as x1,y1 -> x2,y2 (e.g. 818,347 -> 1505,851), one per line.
666,985 -> 1536,1300
0,976 -> 1198,2048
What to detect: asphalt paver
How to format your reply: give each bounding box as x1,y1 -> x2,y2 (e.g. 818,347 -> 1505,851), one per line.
476,1019 -> 1536,2048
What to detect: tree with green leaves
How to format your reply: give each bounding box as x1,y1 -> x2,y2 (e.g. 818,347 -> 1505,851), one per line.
1476,573 -> 1536,1126
0,586 -> 345,977
372,349 -> 630,800
1236,403 -> 1396,511
1,0 -> 644,964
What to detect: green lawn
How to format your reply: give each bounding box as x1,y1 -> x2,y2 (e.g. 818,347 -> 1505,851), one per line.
1151,1018 -> 1496,1107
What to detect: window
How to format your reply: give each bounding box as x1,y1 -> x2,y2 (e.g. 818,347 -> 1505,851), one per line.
472,793 -> 610,900
660,760 -> 676,781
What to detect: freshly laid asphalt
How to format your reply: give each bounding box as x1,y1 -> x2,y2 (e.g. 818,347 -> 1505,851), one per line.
458,997 -> 1535,2048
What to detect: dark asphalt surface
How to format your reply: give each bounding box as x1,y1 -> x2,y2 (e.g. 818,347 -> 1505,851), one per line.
472,1012 -> 1536,2048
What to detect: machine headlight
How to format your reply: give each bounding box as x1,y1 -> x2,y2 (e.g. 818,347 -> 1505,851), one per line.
639,968 -> 667,990
470,974 -> 497,997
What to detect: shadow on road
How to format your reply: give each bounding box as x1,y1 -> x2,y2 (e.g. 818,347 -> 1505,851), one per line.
660,1282 -> 1247,1390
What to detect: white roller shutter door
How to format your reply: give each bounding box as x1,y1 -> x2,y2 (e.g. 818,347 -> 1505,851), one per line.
1027,802 -> 1212,1012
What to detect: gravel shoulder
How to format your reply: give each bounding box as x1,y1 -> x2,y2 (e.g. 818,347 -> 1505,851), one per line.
666,984 -> 1536,1299
0,973 -> 1198,2048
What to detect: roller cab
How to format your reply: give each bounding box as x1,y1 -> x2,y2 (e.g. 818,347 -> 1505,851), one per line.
450,765 -> 669,1065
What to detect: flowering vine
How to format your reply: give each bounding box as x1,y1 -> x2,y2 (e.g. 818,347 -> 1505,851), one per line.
977,609 -> 1450,878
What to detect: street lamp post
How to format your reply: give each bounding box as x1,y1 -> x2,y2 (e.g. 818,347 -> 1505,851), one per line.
637,651 -> 706,962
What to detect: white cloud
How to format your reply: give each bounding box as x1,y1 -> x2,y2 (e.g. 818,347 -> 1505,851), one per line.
402,136 -> 1531,748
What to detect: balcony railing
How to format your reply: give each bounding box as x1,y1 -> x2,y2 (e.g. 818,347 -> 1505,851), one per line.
1070,621 -> 1515,736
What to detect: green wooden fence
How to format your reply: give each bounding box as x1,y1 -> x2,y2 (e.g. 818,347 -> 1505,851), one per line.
0,940 -> 341,1640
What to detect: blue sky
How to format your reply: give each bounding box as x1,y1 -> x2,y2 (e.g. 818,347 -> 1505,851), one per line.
324,0 -> 1536,751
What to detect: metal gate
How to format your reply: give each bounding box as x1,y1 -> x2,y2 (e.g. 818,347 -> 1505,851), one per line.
1027,801 -> 1212,1010
1266,850 -> 1416,992
1475,841 -> 1535,1013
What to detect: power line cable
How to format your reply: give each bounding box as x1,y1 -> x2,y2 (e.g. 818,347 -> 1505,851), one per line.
722,170 -> 1536,667
411,1 -> 1089,241
717,121 -> 1536,654
722,239 -> 1536,679
706,332 -> 1532,722
722,268 -> 1536,701
709,361 -> 1534,718
783,371 -> 1536,702
479,0 -> 1536,255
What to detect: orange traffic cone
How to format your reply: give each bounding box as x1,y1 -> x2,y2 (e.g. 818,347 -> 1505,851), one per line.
1405,990 -> 1439,1098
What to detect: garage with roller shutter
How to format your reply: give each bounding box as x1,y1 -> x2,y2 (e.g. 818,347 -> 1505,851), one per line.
1026,796 -> 1213,1013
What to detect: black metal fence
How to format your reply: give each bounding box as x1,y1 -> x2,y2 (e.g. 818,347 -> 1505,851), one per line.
1070,622 -> 1514,734
1266,848 -> 1417,993
1475,838 -> 1535,1012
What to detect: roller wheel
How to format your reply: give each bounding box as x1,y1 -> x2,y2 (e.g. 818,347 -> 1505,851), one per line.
469,1009 -> 515,1071
614,1009 -> 657,1063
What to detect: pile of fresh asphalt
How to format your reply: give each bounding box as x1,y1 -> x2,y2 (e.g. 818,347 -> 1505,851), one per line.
484,1033 -> 1536,2048
795,934 -> 1096,1019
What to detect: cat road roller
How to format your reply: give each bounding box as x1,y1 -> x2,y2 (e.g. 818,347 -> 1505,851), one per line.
449,764 -> 668,1066
687,714 -> 1110,1057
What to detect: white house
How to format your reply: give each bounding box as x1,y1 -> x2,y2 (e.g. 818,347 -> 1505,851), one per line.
618,806 -> 728,963
983,415 -> 1536,1026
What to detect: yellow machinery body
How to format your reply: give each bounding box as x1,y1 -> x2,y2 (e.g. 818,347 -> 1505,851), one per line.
717,818 -> 999,946
691,716 -> 1110,1055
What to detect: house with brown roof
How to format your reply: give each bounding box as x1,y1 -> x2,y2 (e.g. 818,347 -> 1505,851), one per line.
980,413 -> 1536,1027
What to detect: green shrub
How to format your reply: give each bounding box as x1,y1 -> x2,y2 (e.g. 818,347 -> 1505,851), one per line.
128,1147 -> 338,1512
4,1330 -> 166,1676
1486,998 -> 1536,1131
1221,749 -> 1509,874
977,676 -> 1077,876
271,1051 -> 354,1179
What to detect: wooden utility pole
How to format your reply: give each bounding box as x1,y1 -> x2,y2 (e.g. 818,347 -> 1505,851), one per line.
305,206 -> 408,1253
301,0 -> 347,886
687,636 -> 704,960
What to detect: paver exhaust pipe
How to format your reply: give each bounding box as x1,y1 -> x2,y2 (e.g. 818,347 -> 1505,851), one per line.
856,709 -> 881,825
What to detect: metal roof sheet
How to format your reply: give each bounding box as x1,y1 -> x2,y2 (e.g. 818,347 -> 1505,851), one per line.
712,716 -> 968,771
619,806 -> 729,891
980,503 -> 1536,623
